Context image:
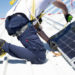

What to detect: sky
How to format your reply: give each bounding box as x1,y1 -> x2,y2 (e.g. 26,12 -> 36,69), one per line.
0,0 -> 17,18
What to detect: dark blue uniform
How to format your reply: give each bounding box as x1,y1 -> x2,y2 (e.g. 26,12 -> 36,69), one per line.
2,13 -> 46,64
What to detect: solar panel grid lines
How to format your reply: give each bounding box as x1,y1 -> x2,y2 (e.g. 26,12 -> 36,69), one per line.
50,21 -> 75,68
57,31 -> 75,59
57,38 -> 74,54
59,30 -> 75,44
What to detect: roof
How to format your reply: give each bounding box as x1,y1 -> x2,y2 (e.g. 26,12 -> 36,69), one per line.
0,9 -> 75,75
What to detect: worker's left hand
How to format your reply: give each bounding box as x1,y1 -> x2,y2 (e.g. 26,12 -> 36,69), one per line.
65,14 -> 73,22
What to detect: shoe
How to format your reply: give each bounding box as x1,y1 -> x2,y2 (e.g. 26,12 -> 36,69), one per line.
0,39 -> 6,57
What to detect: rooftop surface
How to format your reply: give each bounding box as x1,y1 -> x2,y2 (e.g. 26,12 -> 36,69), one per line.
0,9 -> 75,75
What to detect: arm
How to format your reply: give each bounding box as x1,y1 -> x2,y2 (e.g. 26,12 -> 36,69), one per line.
53,0 -> 68,15
53,0 -> 72,22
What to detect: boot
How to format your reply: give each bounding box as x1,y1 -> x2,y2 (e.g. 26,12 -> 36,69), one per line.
0,39 -> 6,57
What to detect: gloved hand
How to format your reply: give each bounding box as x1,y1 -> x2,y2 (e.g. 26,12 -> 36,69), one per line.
39,18 -> 42,24
65,14 -> 73,22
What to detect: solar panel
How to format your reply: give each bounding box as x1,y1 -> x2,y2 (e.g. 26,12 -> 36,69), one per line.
50,21 -> 75,69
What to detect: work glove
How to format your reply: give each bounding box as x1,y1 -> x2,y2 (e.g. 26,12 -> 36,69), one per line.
65,14 -> 73,22
39,18 -> 42,24
47,39 -> 58,51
